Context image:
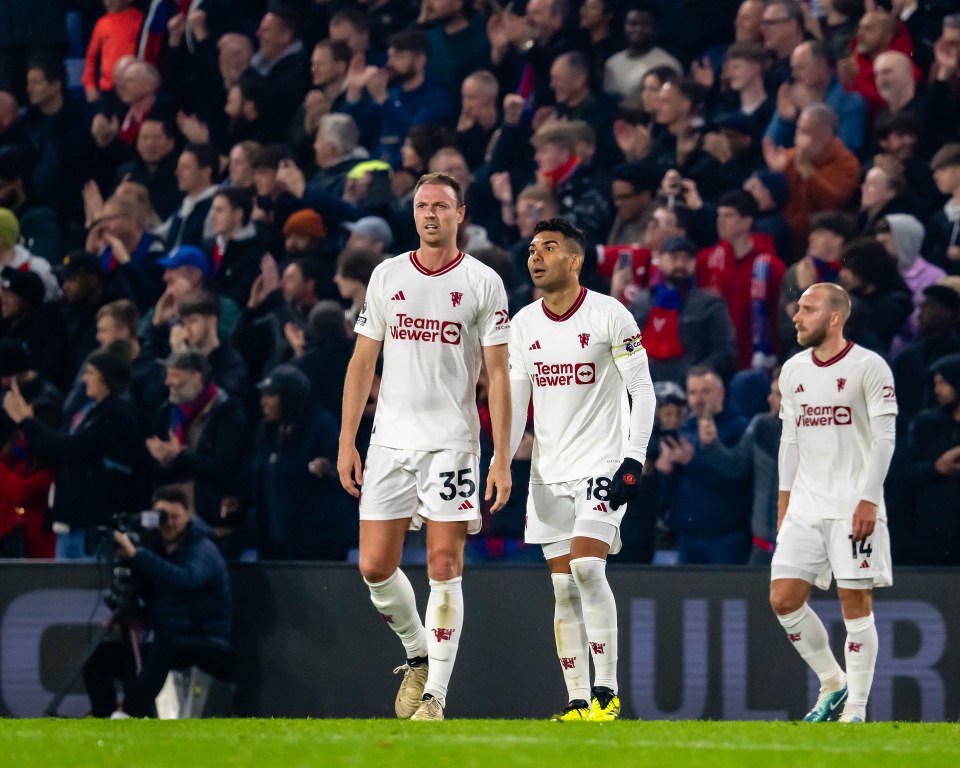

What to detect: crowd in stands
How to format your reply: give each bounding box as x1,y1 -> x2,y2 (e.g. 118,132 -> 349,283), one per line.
0,0 -> 959,566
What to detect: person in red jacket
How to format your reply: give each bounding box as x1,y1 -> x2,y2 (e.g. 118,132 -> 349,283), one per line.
696,190 -> 786,373
83,0 -> 145,103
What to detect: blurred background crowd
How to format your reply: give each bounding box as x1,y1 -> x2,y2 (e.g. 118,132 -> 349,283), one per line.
0,0 -> 959,567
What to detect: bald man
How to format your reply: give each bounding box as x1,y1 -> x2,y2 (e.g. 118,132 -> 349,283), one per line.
874,51 -> 916,115
772,283 -> 897,723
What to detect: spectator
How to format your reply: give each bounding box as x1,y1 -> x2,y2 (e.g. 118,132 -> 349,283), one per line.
764,103 -> 861,261
111,116 -> 181,221
282,209 -> 332,288
710,42 -> 773,134
0,266 -> 68,388
249,364 -> 350,559
876,214 -> 945,324
607,161 -> 661,245
343,216 -> 394,258
342,29 -> 455,169
857,164 -> 908,235
328,5 -> 382,65
655,365 -> 751,564
893,285 -> 960,428
3,347 -> 144,559
628,236 -> 737,384
839,237 -> 913,354
502,184 -> 559,293
234,255 -> 324,381
577,0 -> 625,90
744,168 -> 792,262
176,292 -> 249,401
21,52 -> 90,235
310,113 -> 368,198
777,210 -> 856,351
700,111 -> 767,194
226,140 -> 261,190
455,70 -> 500,171
249,5 -> 311,137
759,0 -> 807,92
82,484 -> 234,717
334,247 -> 382,327
55,251 -> 109,378
839,8 -> 917,116
162,143 -> 220,250
0,208 -> 59,300
764,39 -> 867,154
819,0 -> 862,63
86,194 -> 166,312
296,39 -> 351,151
147,351 -> 247,554
291,300 -> 355,417
0,340 -> 58,559
0,2 -> 67,103
530,121 -> 611,252
207,186 -> 266,308
926,143 -> 960,275
92,60 -> 164,154
696,190 -> 786,371
82,0 -> 144,104
0,146 -> 62,262
420,0 -> 491,99
873,51 -> 921,132
895,353 -> 960,565
603,1 -> 681,99
926,14 -> 960,151
871,112 -> 939,222
698,368 -> 782,564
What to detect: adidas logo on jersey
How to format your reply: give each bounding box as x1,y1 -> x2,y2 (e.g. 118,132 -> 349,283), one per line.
529,340 -> 541,350
794,384 -> 805,393
458,499 -> 474,511
592,503 -> 608,513
391,291 -> 406,300
859,559 -> 870,569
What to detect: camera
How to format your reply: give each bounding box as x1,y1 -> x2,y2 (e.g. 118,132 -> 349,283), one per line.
83,511 -> 165,615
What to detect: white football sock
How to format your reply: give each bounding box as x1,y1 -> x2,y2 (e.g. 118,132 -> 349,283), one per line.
551,573 -> 590,703
570,557 -> 618,693
843,613 -> 877,720
423,576 -> 464,707
364,569 -> 428,660
776,603 -> 845,690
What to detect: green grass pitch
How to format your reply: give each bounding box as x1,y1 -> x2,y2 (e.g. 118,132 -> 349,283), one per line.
3,720 -> 960,768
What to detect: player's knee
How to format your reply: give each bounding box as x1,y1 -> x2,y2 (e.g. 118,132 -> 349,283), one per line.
426,551 -> 461,581
358,557 -> 395,585
769,587 -> 803,616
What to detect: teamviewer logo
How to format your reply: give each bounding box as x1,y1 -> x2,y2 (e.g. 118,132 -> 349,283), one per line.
575,363 -> 595,385
441,321 -> 462,345
833,406 -> 852,425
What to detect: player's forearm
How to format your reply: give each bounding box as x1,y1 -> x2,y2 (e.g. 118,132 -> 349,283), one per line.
339,354 -> 376,447
506,376 -> 532,461
777,441 -> 798,491
623,360 -> 655,464
487,364 -> 513,466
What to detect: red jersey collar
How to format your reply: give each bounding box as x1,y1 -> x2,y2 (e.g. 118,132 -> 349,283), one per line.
542,287 -> 587,322
410,250 -> 464,276
812,339 -> 854,367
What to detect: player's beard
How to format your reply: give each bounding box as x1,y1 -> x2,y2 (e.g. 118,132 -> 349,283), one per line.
797,321 -> 828,349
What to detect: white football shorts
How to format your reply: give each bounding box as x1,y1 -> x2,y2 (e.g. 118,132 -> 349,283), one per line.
771,514 -> 892,590
359,445 -> 482,533
525,468 -> 624,557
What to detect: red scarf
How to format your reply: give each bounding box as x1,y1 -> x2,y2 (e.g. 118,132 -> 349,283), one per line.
641,280 -> 690,360
169,382 -> 218,444
542,155 -> 580,189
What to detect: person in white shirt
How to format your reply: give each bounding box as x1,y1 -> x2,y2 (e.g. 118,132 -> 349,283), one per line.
603,3 -> 681,99
773,283 -> 897,723
337,172 -> 512,722
507,217 -> 655,721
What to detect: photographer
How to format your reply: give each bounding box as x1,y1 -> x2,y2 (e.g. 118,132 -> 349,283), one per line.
83,485 -> 233,718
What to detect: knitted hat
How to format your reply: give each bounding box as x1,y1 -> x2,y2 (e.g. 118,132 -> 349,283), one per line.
86,348 -> 131,393
0,208 -> 20,249
283,209 -> 326,241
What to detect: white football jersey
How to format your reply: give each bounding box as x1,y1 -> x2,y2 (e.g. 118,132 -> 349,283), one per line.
356,251 -> 510,455
509,288 -> 649,484
779,342 -> 898,521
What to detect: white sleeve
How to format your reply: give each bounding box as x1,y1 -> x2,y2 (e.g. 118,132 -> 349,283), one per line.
778,441 -> 799,492
622,357 -> 655,465
860,413 -> 896,505
477,271 -> 511,346
778,366 -> 798,445
863,353 -> 899,418
507,376 -> 532,461
355,265 -> 386,340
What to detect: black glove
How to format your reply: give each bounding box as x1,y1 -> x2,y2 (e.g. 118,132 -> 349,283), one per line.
608,458 -> 643,511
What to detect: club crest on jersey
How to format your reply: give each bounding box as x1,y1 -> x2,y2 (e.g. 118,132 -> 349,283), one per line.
579,332 -> 590,348
796,404 -> 852,427
450,291 -> 463,307
837,378 -> 846,392
532,361 -> 596,386
560,657 -> 576,669
433,628 -> 456,642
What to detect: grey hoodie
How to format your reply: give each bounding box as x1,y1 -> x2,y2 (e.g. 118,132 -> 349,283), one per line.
885,213 -> 925,273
